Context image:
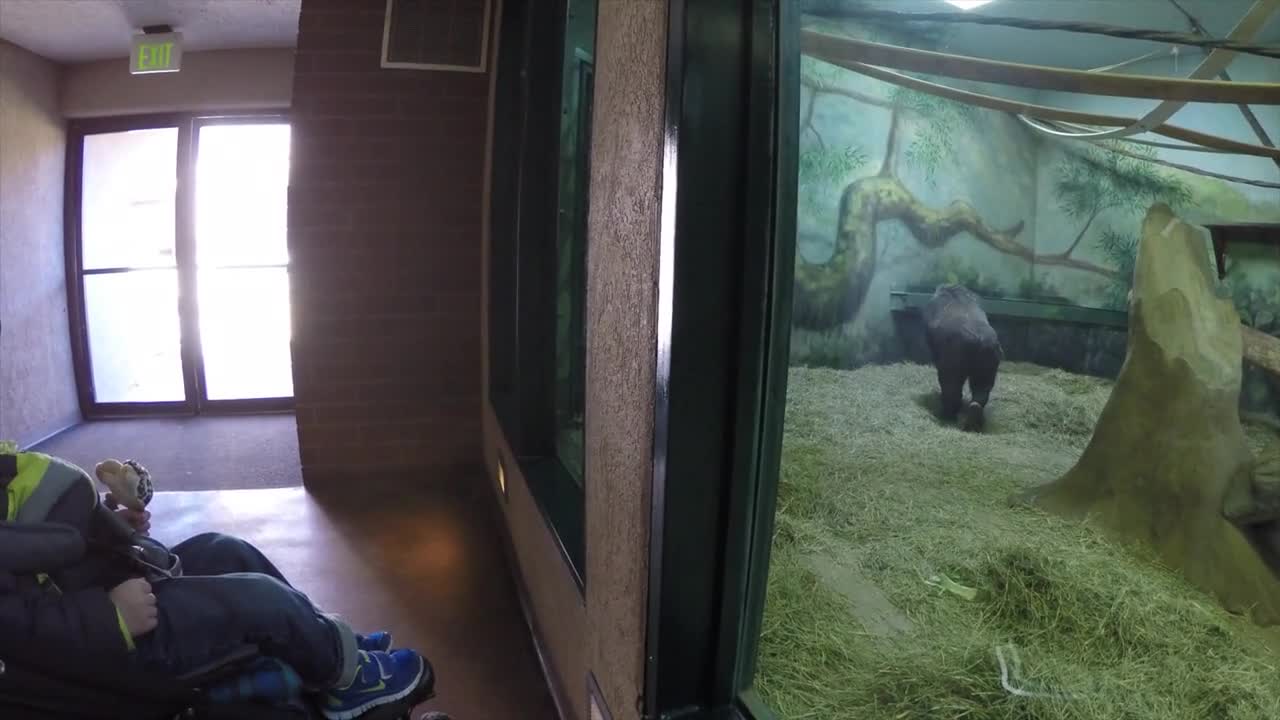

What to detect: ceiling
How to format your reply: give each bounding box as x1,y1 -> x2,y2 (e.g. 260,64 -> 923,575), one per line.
0,0 -> 302,63
1,0 -> 1274,70
804,0 -> 1280,69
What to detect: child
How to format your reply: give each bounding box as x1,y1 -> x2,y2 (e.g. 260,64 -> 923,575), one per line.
0,451 -> 431,720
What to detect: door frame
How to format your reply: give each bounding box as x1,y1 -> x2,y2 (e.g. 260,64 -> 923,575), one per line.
64,110 -> 293,419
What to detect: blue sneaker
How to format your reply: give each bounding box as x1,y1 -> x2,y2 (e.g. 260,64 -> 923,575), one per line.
207,657 -> 304,705
322,649 -> 427,720
356,631 -> 393,652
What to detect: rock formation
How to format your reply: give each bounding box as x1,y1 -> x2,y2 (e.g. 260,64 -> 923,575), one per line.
1025,203 -> 1280,626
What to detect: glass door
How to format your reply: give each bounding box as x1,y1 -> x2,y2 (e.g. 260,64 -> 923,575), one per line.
69,114 -> 293,416
193,121 -> 294,404
75,124 -> 190,411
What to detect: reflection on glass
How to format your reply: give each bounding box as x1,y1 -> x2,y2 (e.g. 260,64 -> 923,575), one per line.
198,268 -> 293,400
85,271 -> 185,402
195,124 -> 291,267
81,128 -> 179,270
756,2 -> 1280,718
554,0 -> 598,486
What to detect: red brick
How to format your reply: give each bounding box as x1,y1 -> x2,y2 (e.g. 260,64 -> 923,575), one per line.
291,95 -> 400,118
286,202 -> 351,229
295,51 -> 384,75
298,6 -> 386,34
296,27 -> 386,54
293,73 -> 402,100
291,0 -> 488,486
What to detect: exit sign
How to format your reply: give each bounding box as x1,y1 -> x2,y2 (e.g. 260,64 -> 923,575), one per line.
131,32 -> 183,74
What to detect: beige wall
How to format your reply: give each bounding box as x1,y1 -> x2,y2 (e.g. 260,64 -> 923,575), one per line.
481,1 -> 668,719
62,48 -> 294,118
0,40 -> 80,446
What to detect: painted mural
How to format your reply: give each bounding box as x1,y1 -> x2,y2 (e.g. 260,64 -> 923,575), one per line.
757,8 -> 1280,719
790,17 -> 1280,416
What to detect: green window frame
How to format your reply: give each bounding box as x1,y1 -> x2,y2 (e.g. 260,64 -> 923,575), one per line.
487,0 -> 599,589
639,1 -> 797,718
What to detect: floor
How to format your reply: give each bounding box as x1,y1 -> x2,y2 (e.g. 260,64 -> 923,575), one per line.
33,415 -> 302,491
149,483 -> 558,720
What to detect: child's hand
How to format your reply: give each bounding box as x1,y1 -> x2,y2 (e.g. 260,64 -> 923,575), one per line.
105,493 -> 152,535
110,578 -> 159,638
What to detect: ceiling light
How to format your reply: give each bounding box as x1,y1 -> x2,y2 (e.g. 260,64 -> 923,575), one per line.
946,0 -> 995,9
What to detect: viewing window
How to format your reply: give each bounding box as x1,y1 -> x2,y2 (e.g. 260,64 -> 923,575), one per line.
487,0 -> 598,586
734,2 -> 1280,718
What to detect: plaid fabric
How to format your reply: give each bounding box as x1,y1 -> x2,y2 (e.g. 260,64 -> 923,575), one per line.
206,657 -> 305,706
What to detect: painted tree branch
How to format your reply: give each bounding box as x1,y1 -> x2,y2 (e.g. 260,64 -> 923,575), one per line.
1060,208 -> 1102,258
794,70 -> 1119,330
792,174 -> 1121,329
801,87 -> 826,149
879,108 -> 900,176
800,75 -> 894,111
1084,138 -> 1280,190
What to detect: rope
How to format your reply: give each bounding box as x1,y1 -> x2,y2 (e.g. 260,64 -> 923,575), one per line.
1036,122 -> 1280,189
995,645 -> 1084,702
1167,0 -> 1280,170
1040,120 -> 1239,154
1016,0 -> 1277,141
826,58 -> 1280,159
808,6 -> 1280,61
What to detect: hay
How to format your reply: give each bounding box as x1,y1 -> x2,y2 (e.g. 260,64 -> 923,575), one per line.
757,362 -> 1280,720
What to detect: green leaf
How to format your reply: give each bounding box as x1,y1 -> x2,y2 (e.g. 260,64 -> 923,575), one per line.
799,144 -> 868,190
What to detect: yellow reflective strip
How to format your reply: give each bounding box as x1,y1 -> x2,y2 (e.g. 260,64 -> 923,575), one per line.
116,605 -> 136,651
7,453 -> 51,522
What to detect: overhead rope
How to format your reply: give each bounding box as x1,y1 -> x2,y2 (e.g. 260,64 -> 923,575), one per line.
812,56 -> 1280,160
1008,0 -> 1278,141
801,31 -> 1280,106
1166,0 -> 1280,170
807,5 -> 1280,61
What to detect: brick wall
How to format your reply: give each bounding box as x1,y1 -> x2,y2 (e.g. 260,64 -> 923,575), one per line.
289,0 -> 489,488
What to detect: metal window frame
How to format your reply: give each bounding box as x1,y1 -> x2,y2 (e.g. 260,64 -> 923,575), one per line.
641,0 -> 793,718
65,110 -> 294,419
485,0 -> 591,592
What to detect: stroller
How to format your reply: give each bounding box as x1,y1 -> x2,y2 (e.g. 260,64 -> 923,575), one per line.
0,641 -> 438,719
0,453 -> 445,720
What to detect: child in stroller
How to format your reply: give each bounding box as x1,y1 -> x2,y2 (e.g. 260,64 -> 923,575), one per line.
0,451 -> 439,719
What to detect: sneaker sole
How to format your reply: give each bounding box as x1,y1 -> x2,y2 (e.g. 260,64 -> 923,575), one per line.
321,656 -> 427,720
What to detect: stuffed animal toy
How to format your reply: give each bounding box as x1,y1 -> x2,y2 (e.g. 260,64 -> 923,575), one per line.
94,458 -> 154,511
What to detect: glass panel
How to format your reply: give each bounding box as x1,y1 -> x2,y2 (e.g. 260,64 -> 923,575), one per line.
84,270 -> 185,402
198,267 -> 294,400
753,2 -> 1280,717
554,0 -> 598,486
195,123 -> 291,268
81,128 -> 179,270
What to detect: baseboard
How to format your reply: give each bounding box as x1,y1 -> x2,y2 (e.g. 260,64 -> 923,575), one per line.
18,415 -> 81,450
486,476 -> 575,720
